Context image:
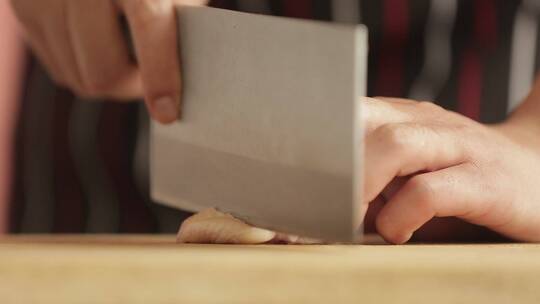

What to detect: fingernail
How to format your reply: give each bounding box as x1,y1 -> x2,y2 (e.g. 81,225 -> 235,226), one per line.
152,96 -> 178,123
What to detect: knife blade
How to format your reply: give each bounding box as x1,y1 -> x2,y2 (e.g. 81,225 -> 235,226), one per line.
150,6 -> 367,242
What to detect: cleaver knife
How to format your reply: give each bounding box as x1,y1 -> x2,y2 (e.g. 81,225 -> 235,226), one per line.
150,6 -> 367,242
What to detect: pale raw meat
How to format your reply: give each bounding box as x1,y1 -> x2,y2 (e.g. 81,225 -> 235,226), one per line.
177,208 -> 322,244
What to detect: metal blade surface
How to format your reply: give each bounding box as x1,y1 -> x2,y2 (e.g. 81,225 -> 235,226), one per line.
151,6 -> 367,242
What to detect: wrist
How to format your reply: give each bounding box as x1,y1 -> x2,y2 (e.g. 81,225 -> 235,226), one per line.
490,118 -> 540,153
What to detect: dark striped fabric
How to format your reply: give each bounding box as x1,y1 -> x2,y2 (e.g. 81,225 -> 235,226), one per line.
7,0 -> 540,233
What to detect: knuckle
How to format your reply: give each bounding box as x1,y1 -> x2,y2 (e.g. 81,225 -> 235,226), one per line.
375,124 -> 413,152
416,101 -> 446,116
361,98 -> 383,132
83,77 -> 113,94
80,69 -> 132,97
44,72 -> 78,94
416,101 -> 440,110
49,74 -> 68,88
407,176 -> 436,210
71,86 -> 94,98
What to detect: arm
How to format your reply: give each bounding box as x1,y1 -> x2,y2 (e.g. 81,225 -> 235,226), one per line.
496,77 -> 540,154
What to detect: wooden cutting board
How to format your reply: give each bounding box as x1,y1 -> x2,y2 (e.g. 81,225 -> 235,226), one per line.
0,235 -> 539,303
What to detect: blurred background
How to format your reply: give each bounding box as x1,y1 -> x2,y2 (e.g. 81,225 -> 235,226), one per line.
1,0 -> 538,239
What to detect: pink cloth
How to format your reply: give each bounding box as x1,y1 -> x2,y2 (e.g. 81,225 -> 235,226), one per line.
0,0 -> 25,233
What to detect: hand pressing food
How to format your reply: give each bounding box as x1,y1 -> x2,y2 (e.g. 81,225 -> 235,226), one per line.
178,94 -> 540,245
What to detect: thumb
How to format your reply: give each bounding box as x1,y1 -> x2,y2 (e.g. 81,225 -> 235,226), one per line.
119,0 -> 182,124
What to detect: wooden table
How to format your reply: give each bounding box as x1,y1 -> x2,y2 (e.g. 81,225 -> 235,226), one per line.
0,235 -> 539,303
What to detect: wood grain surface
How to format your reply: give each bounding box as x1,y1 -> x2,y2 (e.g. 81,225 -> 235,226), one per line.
0,234 -> 539,303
